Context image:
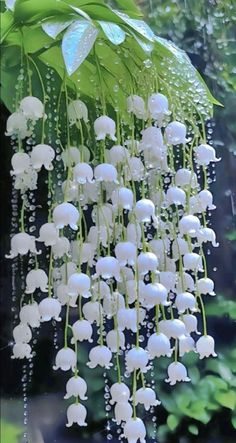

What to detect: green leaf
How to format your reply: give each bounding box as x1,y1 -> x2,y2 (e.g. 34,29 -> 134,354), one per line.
62,20 -> 99,75
14,0 -> 73,23
42,20 -> 73,39
188,424 -> 199,435
0,10 -> 15,44
98,21 -> 126,45
214,391 -> 236,410
113,0 -> 142,17
167,414 -> 179,431
113,10 -> 155,41
232,414 -> 236,429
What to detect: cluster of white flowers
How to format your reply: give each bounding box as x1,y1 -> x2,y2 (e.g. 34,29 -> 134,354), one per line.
7,92 -> 219,443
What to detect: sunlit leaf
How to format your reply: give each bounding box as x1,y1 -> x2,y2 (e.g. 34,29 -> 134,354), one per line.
42,20 -> 72,39
98,21 -> 125,45
62,20 -> 99,75
113,10 -> 155,41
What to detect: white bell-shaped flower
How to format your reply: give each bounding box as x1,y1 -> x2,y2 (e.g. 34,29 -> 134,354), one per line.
135,387 -> 161,411
110,382 -> 130,404
175,168 -> 198,188
82,301 -> 102,324
126,280 -> 145,304
103,292 -> 125,318
96,257 -> 120,281
166,186 -> 186,206
94,163 -> 118,183
111,187 -> 133,210
19,303 -> 40,328
196,335 -> 217,359
165,121 -> 189,145
140,126 -> 164,151
11,153 -> 31,175
175,292 -> 196,314
182,314 -> 200,334
37,223 -> 59,246
56,284 -> 70,306
25,269 -> 48,294
149,238 -> 170,259
19,96 -> 44,120
176,271 -> 195,293
91,280 -> 110,300
124,417 -> 146,443
6,112 -> 29,138
115,242 -> 136,267
92,204 -> 113,226
64,376 -> 88,400
125,157 -> 144,181
6,233 -> 39,259
148,93 -> 169,122
127,95 -> 147,119
59,261 -> 77,282
179,215 -> 201,237
14,168 -> 38,192
73,162 -> 93,184
159,271 -> 176,291
12,343 -> 33,360
52,237 -> 70,258
31,144 -> 55,171
68,273 -> 91,298
71,319 -> 93,343
172,237 -> 189,259
179,335 -> 195,357
147,332 -> 172,358
71,242 -> 95,267
127,223 -> 142,246
159,319 -> 186,339
53,347 -> 76,371
143,282 -> 168,307
137,252 -> 158,275
183,252 -> 203,272
114,402 -> 133,425
94,116 -> 117,141
198,189 -> 216,210
87,345 -> 112,369
165,362 -> 191,385
125,347 -> 149,373
66,403 -> 87,427
39,297 -> 62,322
108,145 -> 130,165
88,225 -> 109,248
195,144 -> 220,165
117,307 -> 145,333
62,146 -> 81,167
197,227 -> 219,247
68,99 -> 88,125
196,277 -> 215,295
106,329 -> 125,352
53,202 -> 79,230
13,323 -> 32,343
135,199 -> 155,222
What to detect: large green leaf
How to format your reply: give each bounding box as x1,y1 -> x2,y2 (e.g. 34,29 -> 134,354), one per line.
0,10 -> 15,43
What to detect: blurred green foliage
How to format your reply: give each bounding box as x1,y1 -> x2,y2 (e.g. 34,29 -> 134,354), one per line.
0,420 -> 23,443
